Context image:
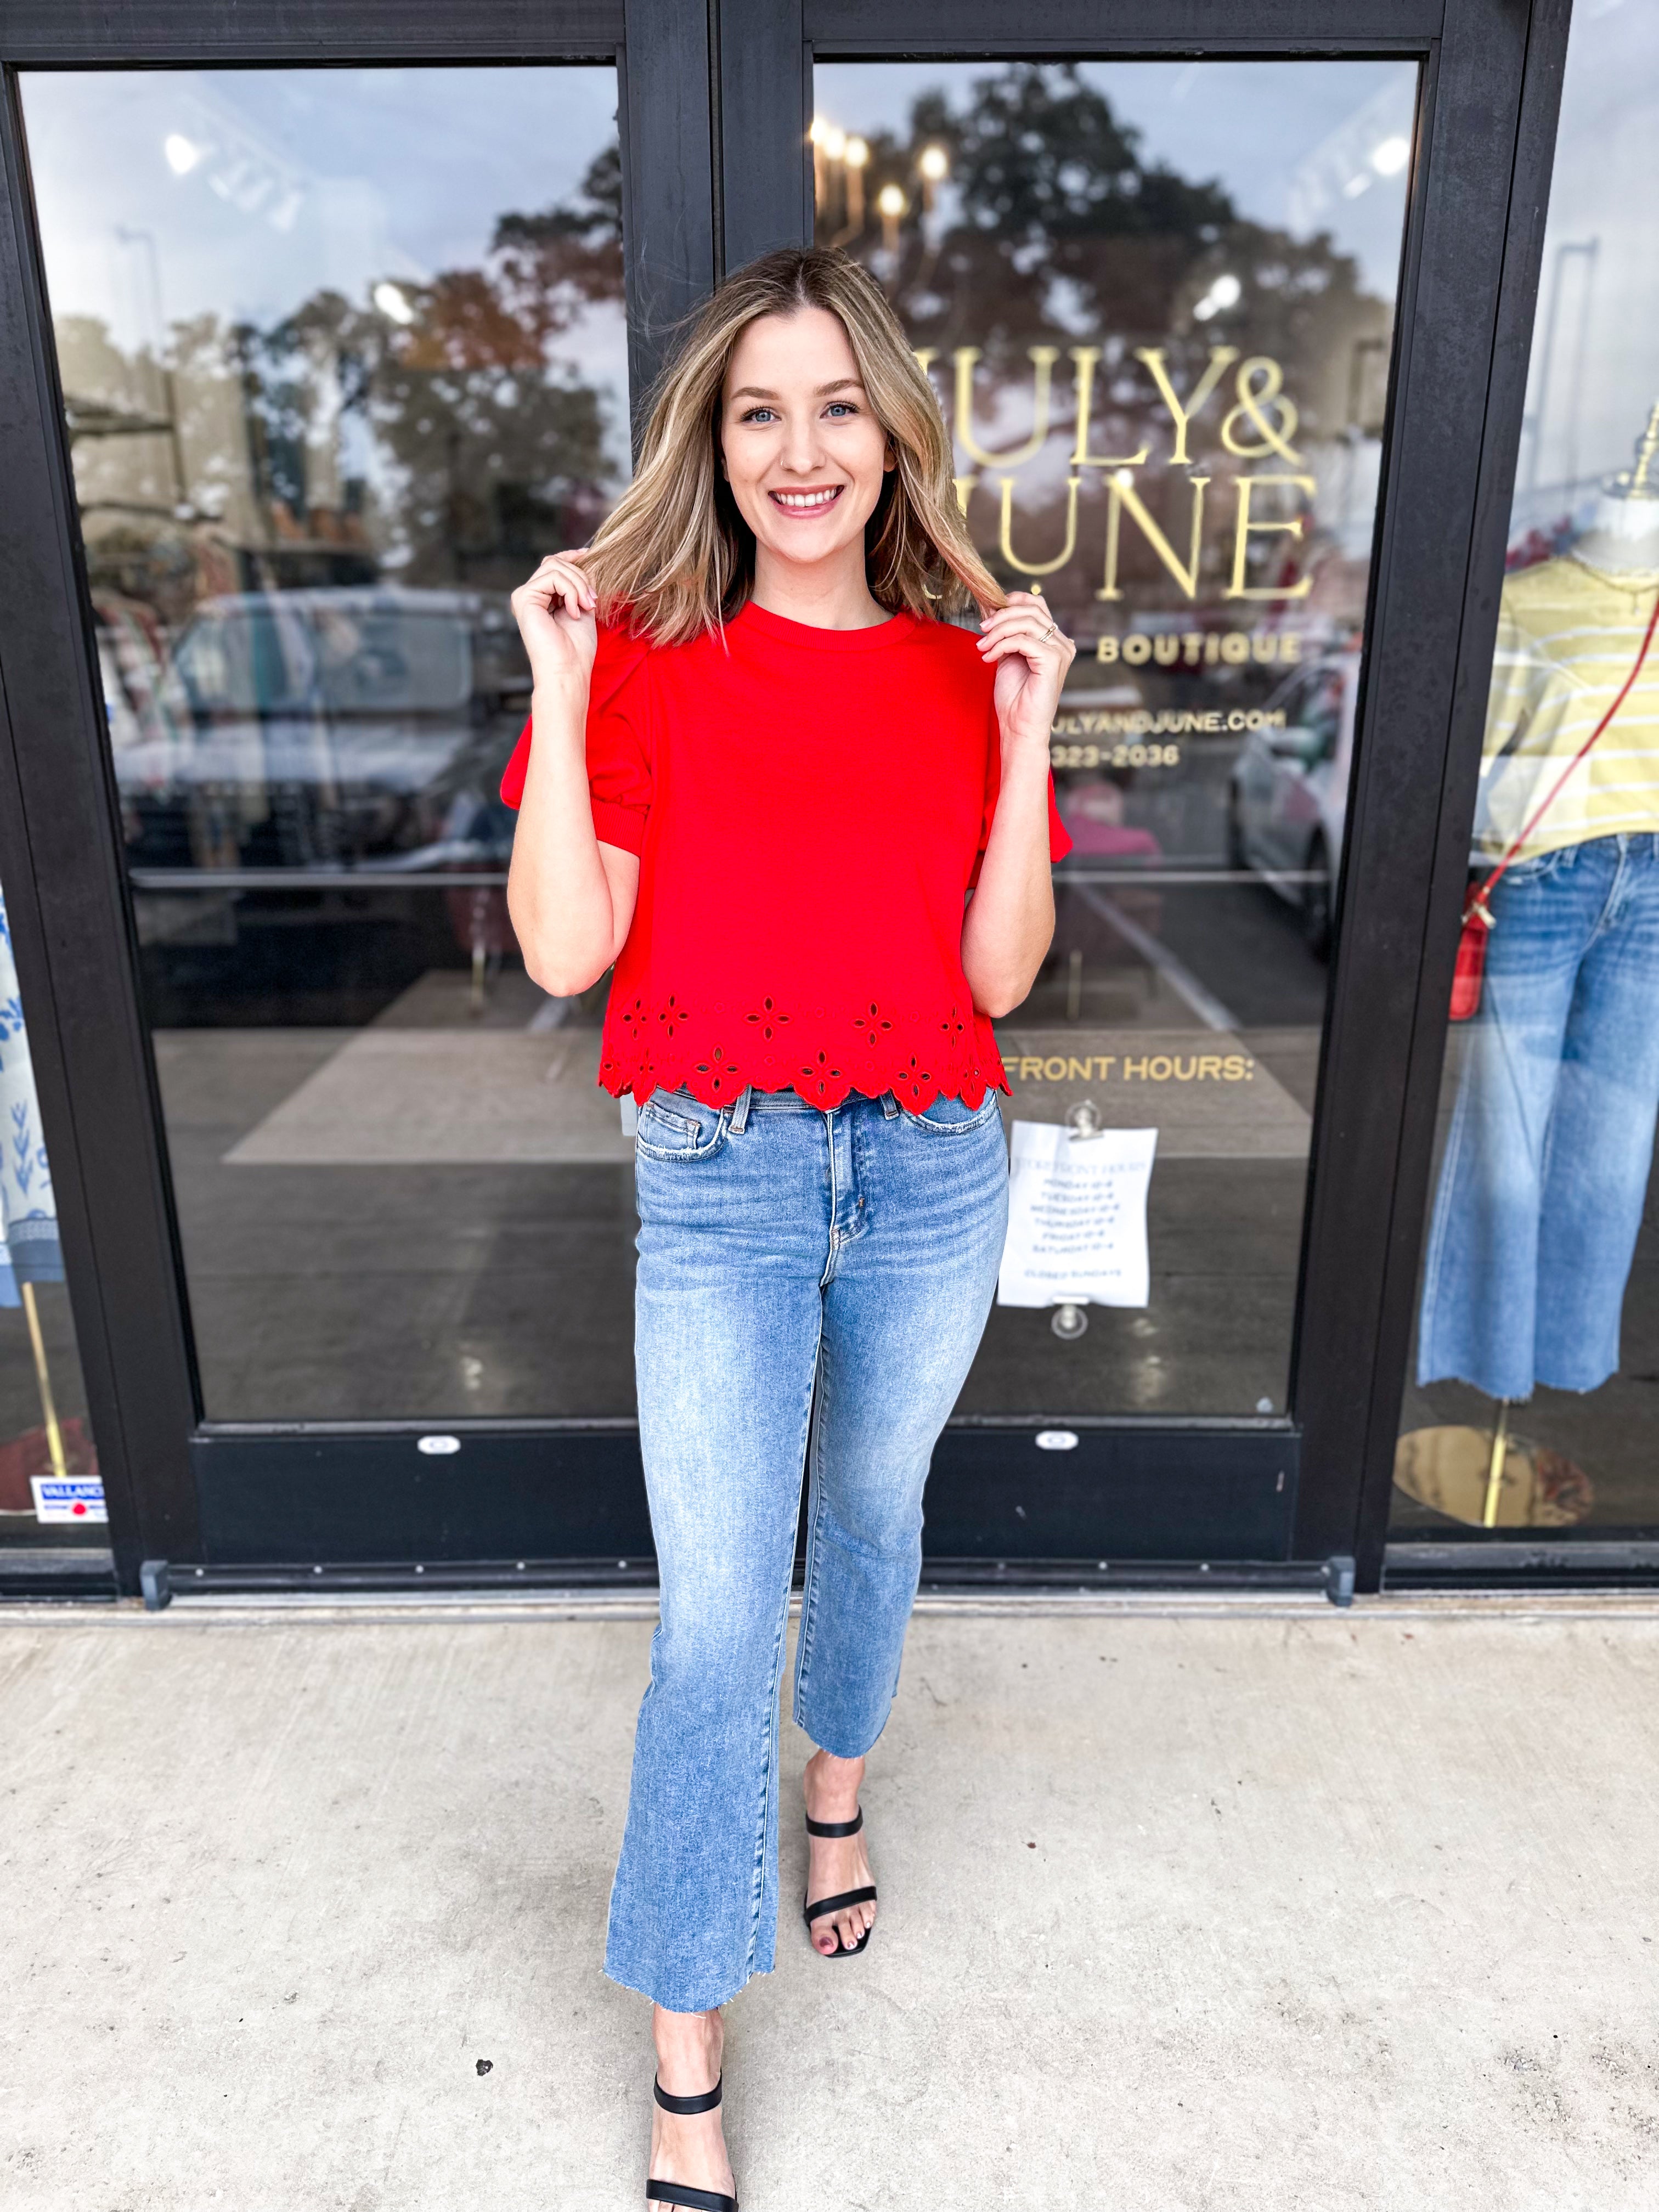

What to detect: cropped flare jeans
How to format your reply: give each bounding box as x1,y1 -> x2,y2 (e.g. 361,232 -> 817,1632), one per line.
1418,833 -> 1659,1400
604,1082 -> 1009,2015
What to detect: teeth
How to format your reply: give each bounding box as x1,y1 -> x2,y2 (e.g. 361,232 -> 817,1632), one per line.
774,489 -> 838,509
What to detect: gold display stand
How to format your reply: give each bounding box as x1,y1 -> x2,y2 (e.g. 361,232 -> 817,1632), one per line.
20,1280 -> 69,1483
1393,1402 -> 1593,1528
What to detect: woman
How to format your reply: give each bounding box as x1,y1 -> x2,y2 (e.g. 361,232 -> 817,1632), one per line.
505,246 -> 1074,2209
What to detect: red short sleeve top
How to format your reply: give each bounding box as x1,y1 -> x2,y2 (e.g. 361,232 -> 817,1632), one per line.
501,600 -> 1071,1111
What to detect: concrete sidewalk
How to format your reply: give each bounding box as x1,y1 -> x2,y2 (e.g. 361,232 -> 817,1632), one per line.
1,1594 -> 1656,2210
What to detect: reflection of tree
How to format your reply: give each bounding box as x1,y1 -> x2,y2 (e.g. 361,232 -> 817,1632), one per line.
64,143 -> 627,609
831,65 -> 1393,625
898,69 -> 1235,339
847,65 -> 1381,437
238,142 -> 625,588
491,142 -> 626,340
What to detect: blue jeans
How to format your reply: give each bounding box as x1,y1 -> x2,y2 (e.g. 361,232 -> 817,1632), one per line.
1418,833 -> 1659,1400
605,1082 -> 1009,2013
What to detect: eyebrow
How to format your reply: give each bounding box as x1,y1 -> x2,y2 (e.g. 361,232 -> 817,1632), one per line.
729,377 -> 866,401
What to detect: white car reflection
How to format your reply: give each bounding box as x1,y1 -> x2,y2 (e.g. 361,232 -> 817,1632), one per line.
102,586 -> 530,872
1226,651 -> 1358,960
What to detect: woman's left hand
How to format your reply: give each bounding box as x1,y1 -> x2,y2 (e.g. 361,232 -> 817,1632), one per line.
977,590 -> 1077,751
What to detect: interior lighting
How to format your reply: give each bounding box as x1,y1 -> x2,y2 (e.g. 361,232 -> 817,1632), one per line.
1372,134 -> 1410,176
373,280 -> 415,325
812,119 -> 847,160
844,136 -> 870,170
163,133 -> 204,175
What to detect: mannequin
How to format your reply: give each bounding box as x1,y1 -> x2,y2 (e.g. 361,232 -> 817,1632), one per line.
1398,401 -> 1659,1526
1575,399 -> 1659,573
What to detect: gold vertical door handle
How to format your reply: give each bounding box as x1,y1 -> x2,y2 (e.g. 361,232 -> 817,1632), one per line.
20,1280 -> 69,1483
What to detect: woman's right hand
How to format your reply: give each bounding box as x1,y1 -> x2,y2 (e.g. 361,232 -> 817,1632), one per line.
511,550 -> 599,692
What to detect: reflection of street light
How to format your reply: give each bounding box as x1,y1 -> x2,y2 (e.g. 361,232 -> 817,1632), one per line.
163,132 -> 205,175
1193,271 -> 1241,322
810,115 -> 847,227
1372,134 -> 1410,176
843,135 -> 868,234
918,142 -> 949,213
373,280 -> 415,325
877,182 -> 907,256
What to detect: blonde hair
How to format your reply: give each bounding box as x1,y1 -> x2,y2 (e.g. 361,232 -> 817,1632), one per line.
583,247 -> 1006,644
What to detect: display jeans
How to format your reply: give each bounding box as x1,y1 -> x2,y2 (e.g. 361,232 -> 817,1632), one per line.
1418,832 -> 1659,1400
605,1081 -> 1008,2015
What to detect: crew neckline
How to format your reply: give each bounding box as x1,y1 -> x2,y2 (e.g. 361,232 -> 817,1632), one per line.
734,598 -> 918,651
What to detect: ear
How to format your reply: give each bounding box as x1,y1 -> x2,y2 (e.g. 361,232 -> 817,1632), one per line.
883,439 -> 898,473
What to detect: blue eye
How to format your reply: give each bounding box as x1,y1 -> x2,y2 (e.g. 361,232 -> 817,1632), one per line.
742,406 -> 777,424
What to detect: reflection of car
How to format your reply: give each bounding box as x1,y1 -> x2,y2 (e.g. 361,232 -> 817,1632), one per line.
1226,651 -> 1358,958
108,588 -> 531,873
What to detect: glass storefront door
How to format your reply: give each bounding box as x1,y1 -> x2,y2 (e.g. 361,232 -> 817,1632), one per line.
24,64 -> 638,1438
0,3 -> 1550,1582
1390,0 -> 1659,1543
812,59 -> 1412,1424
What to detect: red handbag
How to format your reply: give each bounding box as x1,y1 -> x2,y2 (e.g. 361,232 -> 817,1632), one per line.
1451,586 -> 1659,1020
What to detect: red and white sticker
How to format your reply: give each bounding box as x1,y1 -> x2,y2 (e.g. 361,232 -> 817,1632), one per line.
31,1476 -> 107,1524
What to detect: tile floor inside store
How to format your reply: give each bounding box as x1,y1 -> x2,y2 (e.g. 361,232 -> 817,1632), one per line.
148,882 -> 1329,1427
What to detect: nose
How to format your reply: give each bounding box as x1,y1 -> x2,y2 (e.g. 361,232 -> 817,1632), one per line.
780,411 -> 825,477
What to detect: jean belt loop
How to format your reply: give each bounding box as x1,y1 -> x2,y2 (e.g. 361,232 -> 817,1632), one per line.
729,1084 -> 753,1134
879,1090 -> 902,1119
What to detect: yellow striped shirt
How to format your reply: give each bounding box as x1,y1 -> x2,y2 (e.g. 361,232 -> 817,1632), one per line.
1476,555 -> 1659,861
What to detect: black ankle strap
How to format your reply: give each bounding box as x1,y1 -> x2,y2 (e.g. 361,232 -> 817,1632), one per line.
804,1805 -> 863,1838
653,2074 -> 723,2117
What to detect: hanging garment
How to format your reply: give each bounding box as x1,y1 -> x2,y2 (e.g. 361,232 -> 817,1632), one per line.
1475,556 -> 1659,862
1452,573 -> 1659,1019
1418,833 -> 1659,1400
0,882 -> 63,1310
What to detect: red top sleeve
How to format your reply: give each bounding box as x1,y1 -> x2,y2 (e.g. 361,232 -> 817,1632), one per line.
968,725 -> 1073,888
499,622 -> 653,855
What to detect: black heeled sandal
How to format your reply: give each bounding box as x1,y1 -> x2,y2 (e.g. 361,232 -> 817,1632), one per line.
646,2074 -> 738,2212
803,1805 -> 878,1959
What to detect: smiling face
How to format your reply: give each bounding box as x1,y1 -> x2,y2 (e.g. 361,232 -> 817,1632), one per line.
719,305 -> 895,582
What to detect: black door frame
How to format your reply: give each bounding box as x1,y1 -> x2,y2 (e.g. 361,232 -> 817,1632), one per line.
0,0 -> 709,1595
720,0 -> 1573,1589
0,0 -> 1570,1595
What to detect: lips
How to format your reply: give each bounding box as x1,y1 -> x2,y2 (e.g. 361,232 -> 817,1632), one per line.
769,486 -> 843,514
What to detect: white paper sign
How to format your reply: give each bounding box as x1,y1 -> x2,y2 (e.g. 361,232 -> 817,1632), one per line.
997,1121 -> 1157,1310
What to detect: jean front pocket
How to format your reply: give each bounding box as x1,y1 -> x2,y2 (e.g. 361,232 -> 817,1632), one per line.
899,1090 -> 1006,1137
1499,847 -> 1572,888
635,1088 -> 730,1162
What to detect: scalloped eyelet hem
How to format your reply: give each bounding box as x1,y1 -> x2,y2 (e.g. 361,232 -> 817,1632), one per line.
601,995 -> 1008,1116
